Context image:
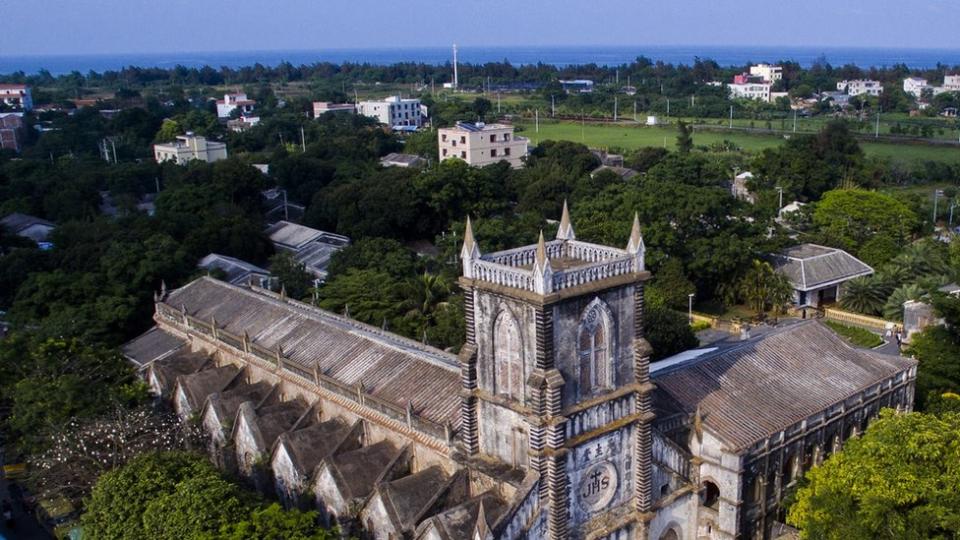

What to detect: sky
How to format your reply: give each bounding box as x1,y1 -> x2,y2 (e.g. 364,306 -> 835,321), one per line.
2,0 -> 960,56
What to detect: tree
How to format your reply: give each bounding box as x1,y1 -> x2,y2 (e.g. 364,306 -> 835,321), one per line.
472,97 -> 492,120
737,260 -> 794,319
154,118 -> 182,143
647,258 -> 696,311
81,451 -> 335,540
0,335 -> 143,452
788,410 -> 960,540
400,272 -> 453,341
676,121 -> 693,154
905,298 -> 960,411
645,305 -> 699,361
326,237 -> 419,280
840,275 -> 890,316
882,283 -> 924,322
812,189 -> 917,253
31,406 -> 200,501
270,252 -> 313,300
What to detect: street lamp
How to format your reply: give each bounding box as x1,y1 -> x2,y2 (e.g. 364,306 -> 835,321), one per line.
688,293 -> 695,324
775,186 -> 784,211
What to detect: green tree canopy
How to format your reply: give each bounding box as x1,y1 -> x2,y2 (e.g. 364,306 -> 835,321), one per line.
788,410 -> 960,540
812,189 -> 917,253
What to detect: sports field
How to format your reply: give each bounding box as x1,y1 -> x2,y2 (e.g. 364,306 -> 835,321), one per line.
514,120 -> 960,163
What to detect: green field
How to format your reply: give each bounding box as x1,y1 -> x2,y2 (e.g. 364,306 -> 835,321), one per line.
515,120 -> 960,163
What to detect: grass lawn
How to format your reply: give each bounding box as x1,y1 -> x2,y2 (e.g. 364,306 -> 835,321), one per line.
515,120 -> 960,164
823,320 -> 885,348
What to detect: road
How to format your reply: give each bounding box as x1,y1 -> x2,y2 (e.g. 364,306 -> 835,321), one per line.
0,446 -> 50,540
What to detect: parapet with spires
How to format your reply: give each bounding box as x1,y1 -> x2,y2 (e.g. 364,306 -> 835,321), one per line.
460,204 -> 647,297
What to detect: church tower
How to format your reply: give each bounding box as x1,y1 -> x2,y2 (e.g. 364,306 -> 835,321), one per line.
458,204 -> 656,539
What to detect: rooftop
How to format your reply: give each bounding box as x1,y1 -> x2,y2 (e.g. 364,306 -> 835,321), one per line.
772,243 -> 873,291
265,220 -> 346,250
161,277 -> 461,427
447,122 -> 513,132
121,326 -> 186,368
652,321 -> 916,451
198,253 -> 270,285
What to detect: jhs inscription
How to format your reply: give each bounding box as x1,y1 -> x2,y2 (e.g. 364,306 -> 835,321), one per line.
579,461 -> 618,511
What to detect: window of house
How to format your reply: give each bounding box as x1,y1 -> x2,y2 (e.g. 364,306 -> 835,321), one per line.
490,134 -> 496,143
504,133 -> 511,141
491,149 -> 497,157
441,134 -> 447,142
701,481 -> 720,510
493,311 -> 523,401
460,136 -> 466,143
442,148 -> 448,156
504,147 -> 511,156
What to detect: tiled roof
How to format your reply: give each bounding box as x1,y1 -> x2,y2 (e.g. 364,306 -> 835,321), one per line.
652,321 -> 915,451
178,365 -> 240,412
380,465 -> 451,531
279,418 -> 351,475
264,221 -> 325,250
380,153 -> 426,166
0,213 -> 54,234
122,327 -> 185,367
327,440 -> 403,501
772,243 -> 873,290
416,492 -> 507,540
162,277 -> 461,426
197,253 -> 270,285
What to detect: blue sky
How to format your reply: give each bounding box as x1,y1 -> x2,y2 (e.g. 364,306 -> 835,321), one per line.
2,0 -> 959,55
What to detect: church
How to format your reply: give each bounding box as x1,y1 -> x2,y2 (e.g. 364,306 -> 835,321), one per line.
124,204 -> 917,540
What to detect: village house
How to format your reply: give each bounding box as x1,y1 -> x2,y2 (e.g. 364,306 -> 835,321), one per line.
772,243 -> 873,309
0,84 -> 33,111
216,92 -> 257,119
153,133 -> 228,164
438,122 -> 528,168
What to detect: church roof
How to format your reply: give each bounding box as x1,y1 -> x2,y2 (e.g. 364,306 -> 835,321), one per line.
151,349 -> 211,395
162,277 -> 461,427
277,418 -> 351,476
379,465 -> 451,531
122,326 -> 185,368
652,321 -> 915,451
177,365 -> 240,412
324,440 -> 404,502
207,380 -> 276,429
415,491 -> 507,540
772,243 -> 873,291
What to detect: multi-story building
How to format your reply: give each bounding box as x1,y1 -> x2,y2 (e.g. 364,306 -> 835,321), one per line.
216,92 -> 257,119
153,133 -> 228,164
903,77 -> 929,98
357,96 -> 423,127
438,122 -> 528,168
125,205 -> 917,540
749,64 -> 782,83
0,84 -> 32,111
944,75 -> 960,91
559,79 -> 595,93
313,102 -> 356,117
728,82 -> 772,102
836,80 -> 884,97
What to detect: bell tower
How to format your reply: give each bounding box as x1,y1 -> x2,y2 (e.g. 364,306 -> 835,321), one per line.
457,204 -> 656,539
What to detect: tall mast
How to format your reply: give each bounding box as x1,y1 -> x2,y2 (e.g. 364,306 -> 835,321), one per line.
453,43 -> 459,89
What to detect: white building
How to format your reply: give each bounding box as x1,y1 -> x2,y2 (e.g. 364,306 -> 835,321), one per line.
559,79 -> 594,93
153,133 -> 228,165
749,63 -> 782,83
312,102 -> 355,117
0,84 -> 32,111
216,92 -> 256,119
437,122 -> 528,168
728,82 -> 772,102
837,80 -> 883,97
903,77 -> 929,98
356,96 -> 423,128
264,221 -> 350,284
944,75 -> 960,91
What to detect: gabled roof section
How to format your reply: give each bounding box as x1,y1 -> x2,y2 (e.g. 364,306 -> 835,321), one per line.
122,326 -> 185,368
177,365 -> 240,412
379,466 -> 450,532
162,277 -> 461,426
276,418 -> 351,476
652,321 -> 916,451
415,492 -> 507,540
772,243 -> 873,291
325,440 -> 405,502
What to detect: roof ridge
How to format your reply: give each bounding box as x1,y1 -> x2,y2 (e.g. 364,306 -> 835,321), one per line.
186,277 -> 459,371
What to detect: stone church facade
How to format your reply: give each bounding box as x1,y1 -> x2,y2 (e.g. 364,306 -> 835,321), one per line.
124,204 -> 917,540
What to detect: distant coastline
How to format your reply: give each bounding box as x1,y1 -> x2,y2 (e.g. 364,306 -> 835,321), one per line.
3,45 -> 960,76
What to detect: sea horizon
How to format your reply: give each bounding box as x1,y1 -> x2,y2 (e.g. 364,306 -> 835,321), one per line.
3,44 -> 960,76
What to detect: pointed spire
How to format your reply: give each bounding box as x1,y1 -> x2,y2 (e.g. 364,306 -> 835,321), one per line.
535,230 -> 548,268
556,199 -> 576,240
626,212 -> 646,272
474,500 -> 491,539
460,216 -> 481,279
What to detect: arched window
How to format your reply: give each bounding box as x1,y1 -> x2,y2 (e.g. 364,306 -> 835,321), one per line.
701,480 -> 720,510
578,300 -> 613,395
493,310 -> 524,401
660,529 -> 680,540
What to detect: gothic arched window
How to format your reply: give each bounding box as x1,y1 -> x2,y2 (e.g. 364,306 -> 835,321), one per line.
578,300 -> 613,395
493,310 -> 523,401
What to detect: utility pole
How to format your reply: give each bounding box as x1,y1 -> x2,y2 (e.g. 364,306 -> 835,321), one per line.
452,43 -> 459,90
793,109 -> 797,133
551,95 -> 555,117
497,92 -> 501,113
633,100 -> 637,122
301,126 -> 306,152
934,189 -> 943,224
729,105 -> 734,129
616,69 -> 619,85
775,186 -> 784,210
950,200 -> 956,228
875,106 -> 881,138
613,96 -> 618,122
535,109 -> 539,133
666,98 -> 670,117
581,109 -> 585,142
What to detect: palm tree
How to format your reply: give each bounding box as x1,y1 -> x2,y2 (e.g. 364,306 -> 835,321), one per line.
840,276 -> 888,316
738,260 -> 794,320
400,272 -> 453,339
883,283 -> 924,322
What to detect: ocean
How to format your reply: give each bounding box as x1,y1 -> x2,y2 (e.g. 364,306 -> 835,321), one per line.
2,45 -> 960,76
